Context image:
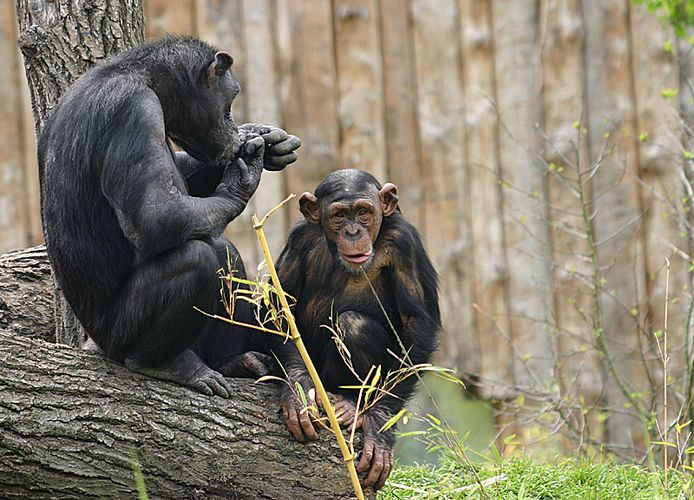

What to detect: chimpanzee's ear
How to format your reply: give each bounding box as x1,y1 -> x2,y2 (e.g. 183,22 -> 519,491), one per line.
379,183 -> 399,217
299,192 -> 321,224
207,51 -> 234,85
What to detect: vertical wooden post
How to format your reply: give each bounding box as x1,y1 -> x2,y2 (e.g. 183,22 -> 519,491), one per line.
583,0 -> 649,452
378,0 -> 425,230
411,0 -> 477,373
539,0 -> 604,445
0,1 -> 30,253
333,0 -> 387,179
630,2 -> 687,390
241,0 -> 288,272
458,0 -> 513,400
277,0 -> 340,227
491,0 -> 555,392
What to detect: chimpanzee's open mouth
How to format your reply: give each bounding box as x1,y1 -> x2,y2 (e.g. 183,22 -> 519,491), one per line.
341,251 -> 373,264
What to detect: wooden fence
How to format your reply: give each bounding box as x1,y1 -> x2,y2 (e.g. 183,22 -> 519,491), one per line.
2,0 -> 693,450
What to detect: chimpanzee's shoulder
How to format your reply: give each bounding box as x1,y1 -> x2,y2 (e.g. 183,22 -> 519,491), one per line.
287,221 -> 323,250
380,214 -> 426,257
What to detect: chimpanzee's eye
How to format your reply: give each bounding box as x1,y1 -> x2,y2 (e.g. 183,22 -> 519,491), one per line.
333,212 -> 346,226
357,208 -> 368,217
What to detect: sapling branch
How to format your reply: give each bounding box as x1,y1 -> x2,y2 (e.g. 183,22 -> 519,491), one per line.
250,196 -> 366,500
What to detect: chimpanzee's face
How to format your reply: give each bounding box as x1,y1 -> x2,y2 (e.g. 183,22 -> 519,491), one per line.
299,177 -> 399,274
168,52 -> 243,164
321,189 -> 383,271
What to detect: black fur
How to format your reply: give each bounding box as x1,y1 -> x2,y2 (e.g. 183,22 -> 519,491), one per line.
39,36 -> 274,391
271,169 -> 440,483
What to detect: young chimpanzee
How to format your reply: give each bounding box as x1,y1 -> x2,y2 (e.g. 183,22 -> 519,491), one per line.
39,36 -> 300,397
270,169 -> 440,489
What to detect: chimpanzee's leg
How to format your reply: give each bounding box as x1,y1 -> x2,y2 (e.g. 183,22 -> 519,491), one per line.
313,311 -> 396,427
192,236 -> 275,378
319,310 -> 396,391
102,239 -> 234,397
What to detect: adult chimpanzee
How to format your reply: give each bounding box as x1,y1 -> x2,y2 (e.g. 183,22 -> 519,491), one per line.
270,169 -> 440,489
39,36 -> 300,397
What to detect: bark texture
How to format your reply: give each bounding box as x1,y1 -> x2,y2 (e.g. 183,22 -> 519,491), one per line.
15,0 -> 145,132
0,331 -> 360,499
0,245 -> 53,342
0,248 -> 362,499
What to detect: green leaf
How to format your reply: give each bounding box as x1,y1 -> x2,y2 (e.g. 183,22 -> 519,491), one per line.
652,441 -> 677,448
397,430 -> 427,438
427,414 -> 441,426
380,408 -> 407,433
230,276 -> 260,287
295,382 -> 307,406
660,88 -> 679,99
255,375 -> 285,384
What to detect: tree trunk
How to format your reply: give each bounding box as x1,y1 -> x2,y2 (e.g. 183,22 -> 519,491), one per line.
0,247 -> 363,499
15,0 -> 145,132
15,0 -> 145,347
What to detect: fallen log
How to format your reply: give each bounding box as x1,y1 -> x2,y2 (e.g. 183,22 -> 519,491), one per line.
0,247 -> 362,499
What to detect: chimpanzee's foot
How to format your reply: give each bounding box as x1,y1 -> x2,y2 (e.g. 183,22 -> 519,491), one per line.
217,351 -> 278,378
125,349 -> 233,398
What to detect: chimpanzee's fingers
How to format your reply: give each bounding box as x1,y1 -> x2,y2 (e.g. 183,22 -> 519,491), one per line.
206,377 -> 230,399
376,448 -> 395,489
215,372 -> 234,395
354,413 -> 365,429
284,407 -> 305,443
245,136 -> 265,159
264,153 -> 298,171
364,447 -> 385,488
267,135 -> 301,156
357,438 -> 375,473
261,127 -> 288,145
190,379 -> 214,397
299,409 -> 320,441
235,158 -> 250,187
334,400 -> 353,426
241,352 -> 269,377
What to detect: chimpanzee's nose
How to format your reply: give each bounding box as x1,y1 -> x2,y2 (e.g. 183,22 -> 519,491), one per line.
345,223 -> 360,238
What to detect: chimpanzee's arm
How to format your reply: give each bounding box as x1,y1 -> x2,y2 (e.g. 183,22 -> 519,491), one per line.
101,90 -> 264,262
357,220 -> 441,488
174,152 -> 225,197
267,224 -> 323,442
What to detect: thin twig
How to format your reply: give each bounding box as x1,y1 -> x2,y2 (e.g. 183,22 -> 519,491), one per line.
252,202 -> 365,500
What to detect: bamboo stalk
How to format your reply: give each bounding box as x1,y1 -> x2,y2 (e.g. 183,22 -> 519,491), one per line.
251,197 -> 365,500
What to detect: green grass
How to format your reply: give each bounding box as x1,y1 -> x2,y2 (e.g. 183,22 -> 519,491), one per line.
379,457 -> 693,499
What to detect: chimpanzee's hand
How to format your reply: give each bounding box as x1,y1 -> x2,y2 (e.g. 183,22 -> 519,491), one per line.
357,411 -> 395,490
219,135 -> 265,203
238,123 -> 301,171
317,393 -> 363,429
281,387 -> 320,443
